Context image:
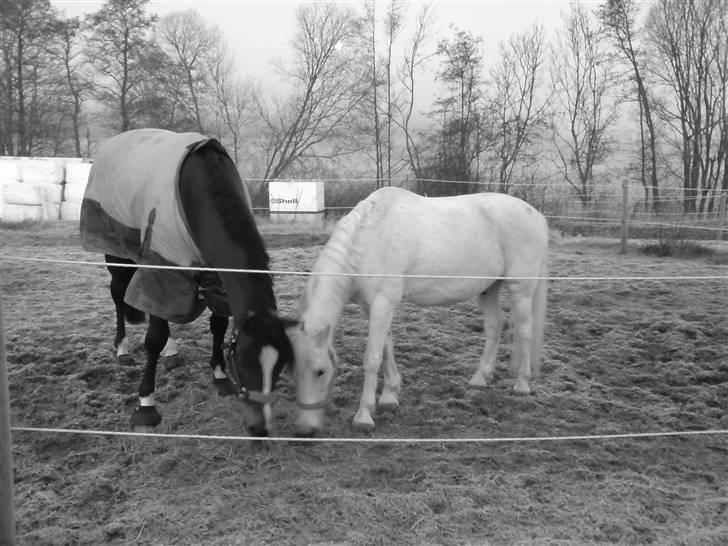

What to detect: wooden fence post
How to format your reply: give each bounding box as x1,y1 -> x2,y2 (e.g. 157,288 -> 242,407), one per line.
0,291 -> 16,546
718,192 -> 727,242
620,180 -> 629,254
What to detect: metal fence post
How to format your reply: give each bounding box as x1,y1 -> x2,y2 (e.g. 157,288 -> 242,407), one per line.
718,192 -> 727,242
0,290 -> 16,546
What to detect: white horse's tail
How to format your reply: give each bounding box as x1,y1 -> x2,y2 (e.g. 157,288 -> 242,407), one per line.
531,257 -> 548,378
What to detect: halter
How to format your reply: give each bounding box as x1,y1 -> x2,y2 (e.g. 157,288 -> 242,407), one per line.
296,399 -> 328,410
224,324 -> 276,406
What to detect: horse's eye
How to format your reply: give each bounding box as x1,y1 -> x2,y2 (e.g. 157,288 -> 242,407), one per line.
315,369 -> 326,377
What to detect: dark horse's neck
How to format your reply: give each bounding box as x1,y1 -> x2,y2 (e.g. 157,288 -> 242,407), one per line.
178,140 -> 275,321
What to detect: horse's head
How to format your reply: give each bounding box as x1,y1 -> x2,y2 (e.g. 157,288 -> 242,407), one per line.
226,311 -> 295,437
285,323 -> 337,437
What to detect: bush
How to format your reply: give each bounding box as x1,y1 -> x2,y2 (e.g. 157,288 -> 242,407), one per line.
640,222 -> 715,258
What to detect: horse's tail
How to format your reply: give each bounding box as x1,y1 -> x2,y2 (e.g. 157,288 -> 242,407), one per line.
124,304 -> 145,325
530,256 -> 548,378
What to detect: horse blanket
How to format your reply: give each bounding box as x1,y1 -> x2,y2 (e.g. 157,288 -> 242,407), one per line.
80,128 -> 230,323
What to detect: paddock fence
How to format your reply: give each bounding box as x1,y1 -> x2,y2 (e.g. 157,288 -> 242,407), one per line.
2,175 -> 728,544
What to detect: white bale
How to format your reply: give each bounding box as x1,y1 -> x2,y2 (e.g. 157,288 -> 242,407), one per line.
0,202 -> 44,223
60,200 -> 82,221
62,183 -> 86,204
64,162 -> 92,186
20,159 -> 65,184
42,202 -> 61,221
32,182 -> 64,204
1,181 -> 43,206
0,159 -> 21,183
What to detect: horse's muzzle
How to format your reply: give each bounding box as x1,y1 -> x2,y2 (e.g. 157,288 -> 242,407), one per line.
295,406 -> 325,437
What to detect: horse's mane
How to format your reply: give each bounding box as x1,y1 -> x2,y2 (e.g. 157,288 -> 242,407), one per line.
192,140 -> 276,310
299,197 -> 376,331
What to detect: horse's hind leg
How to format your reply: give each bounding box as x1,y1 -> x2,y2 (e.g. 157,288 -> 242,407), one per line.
469,282 -> 503,389
208,313 -> 236,396
130,315 -> 169,429
509,283 -> 536,396
378,332 -> 401,412
354,296 -> 395,431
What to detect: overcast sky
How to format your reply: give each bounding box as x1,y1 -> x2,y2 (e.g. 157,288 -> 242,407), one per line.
53,0 -> 571,88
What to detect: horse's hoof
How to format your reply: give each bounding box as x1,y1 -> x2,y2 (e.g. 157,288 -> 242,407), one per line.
117,354 -> 136,367
352,410 -> 376,432
377,400 -> 399,412
468,373 -> 494,389
294,428 -> 317,439
130,405 -> 162,428
510,389 -> 532,397
213,377 -> 238,396
162,354 -> 184,371
132,425 -> 157,434
352,421 -> 375,433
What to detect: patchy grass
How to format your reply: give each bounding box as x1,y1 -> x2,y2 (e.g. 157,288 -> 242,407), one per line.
1,222 -> 727,545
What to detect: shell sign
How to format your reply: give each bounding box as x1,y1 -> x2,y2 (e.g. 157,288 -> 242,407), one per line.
269,180 -> 325,223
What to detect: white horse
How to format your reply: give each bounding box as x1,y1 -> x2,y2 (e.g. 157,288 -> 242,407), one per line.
287,187 -> 549,435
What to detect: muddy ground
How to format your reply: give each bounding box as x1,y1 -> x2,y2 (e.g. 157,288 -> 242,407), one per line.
1,221 -> 727,545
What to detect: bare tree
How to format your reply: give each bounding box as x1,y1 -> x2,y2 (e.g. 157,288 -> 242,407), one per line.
717,8 -> 728,197
0,0 -> 65,155
433,27 -> 485,185
254,2 -> 367,180
362,1 -> 384,186
205,37 -> 251,166
47,16 -> 92,156
383,0 -> 404,184
86,0 -> 158,132
600,0 -> 661,210
647,0 -> 728,213
397,3 -> 435,180
157,10 -> 218,133
551,2 -> 621,205
488,24 -> 551,192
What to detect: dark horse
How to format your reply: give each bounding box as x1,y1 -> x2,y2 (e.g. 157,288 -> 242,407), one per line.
80,129 -> 293,436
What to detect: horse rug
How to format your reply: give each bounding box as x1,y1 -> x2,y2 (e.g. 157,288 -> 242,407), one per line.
80,128 -> 230,323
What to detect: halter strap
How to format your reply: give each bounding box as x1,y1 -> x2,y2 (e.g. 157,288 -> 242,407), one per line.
296,399 -> 328,410
244,390 -> 276,405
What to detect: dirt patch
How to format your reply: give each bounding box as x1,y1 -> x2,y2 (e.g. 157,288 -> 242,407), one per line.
2,223 -> 727,545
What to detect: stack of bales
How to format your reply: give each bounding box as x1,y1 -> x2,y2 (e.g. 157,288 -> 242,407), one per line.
0,157 -> 91,223
61,162 -> 92,221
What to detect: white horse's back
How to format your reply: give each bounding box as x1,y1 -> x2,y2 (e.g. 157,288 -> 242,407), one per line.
344,187 -> 548,306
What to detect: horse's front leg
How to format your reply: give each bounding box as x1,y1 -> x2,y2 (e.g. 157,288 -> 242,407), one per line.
160,337 -> 184,371
377,333 -> 401,412
209,313 -> 236,395
354,296 -> 395,431
109,266 -> 133,366
130,315 -> 168,429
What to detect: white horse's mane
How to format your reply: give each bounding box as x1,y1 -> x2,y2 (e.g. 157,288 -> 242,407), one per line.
298,198 -> 375,333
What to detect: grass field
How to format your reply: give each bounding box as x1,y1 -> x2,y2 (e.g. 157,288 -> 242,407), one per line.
1,221 -> 727,545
